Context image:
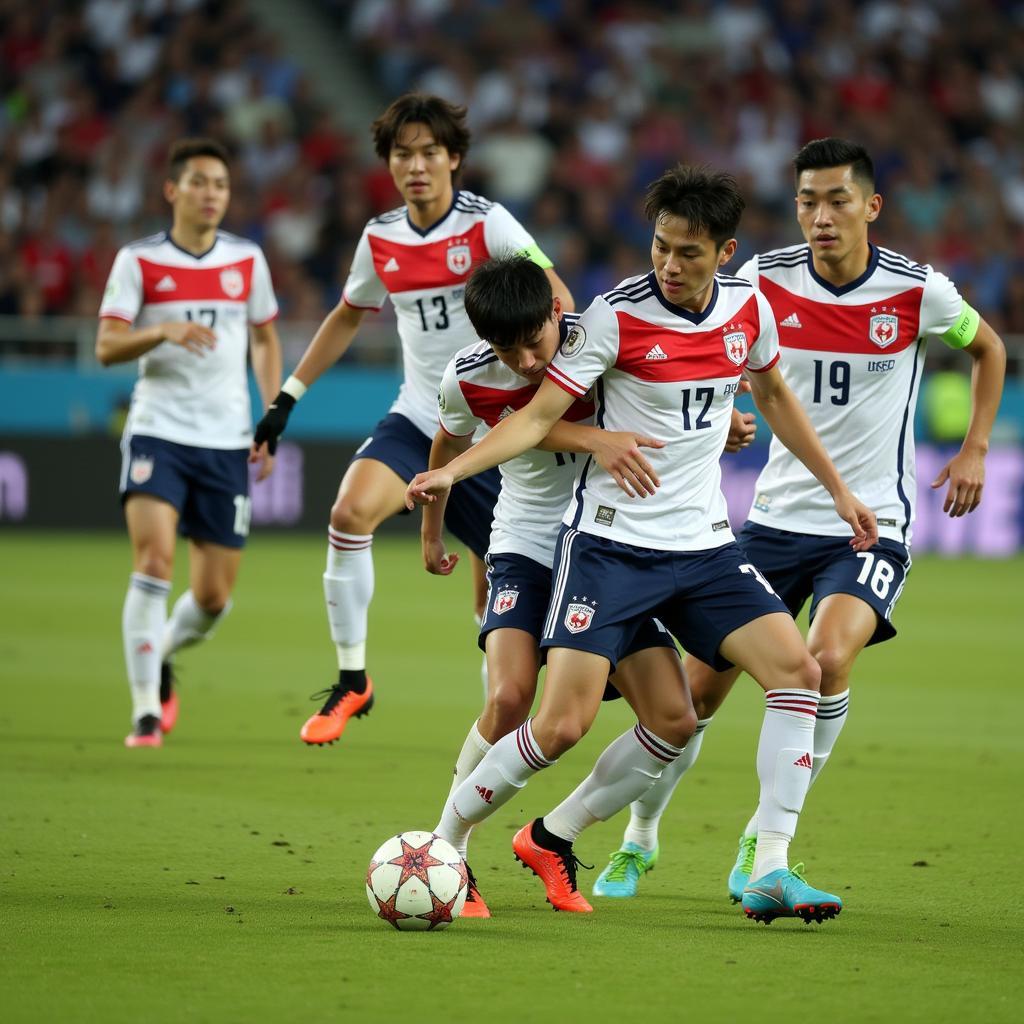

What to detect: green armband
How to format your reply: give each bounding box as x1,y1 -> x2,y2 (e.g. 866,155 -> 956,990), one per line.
519,243 -> 553,269
941,301 -> 980,349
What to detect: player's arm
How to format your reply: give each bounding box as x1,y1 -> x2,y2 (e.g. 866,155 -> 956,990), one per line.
406,379 -> 573,508
747,364 -> 877,550
247,320 -> 284,481
421,430 -> 474,575
95,317 -> 216,366
931,317 -> 1006,516
724,379 -> 757,453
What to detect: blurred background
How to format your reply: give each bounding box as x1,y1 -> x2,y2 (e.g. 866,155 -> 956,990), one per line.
1,0 -> 1022,552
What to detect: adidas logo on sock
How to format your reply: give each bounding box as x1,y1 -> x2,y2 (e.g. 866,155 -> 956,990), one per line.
780,312 -> 802,328
383,257 -> 400,272
793,752 -> 813,768
155,275 -> 177,292
475,785 -> 494,804
645,344 -> 668,360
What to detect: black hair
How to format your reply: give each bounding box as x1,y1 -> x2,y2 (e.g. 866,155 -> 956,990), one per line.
643,165 -> 745,247
166,137 -> 230,182
793,137 -> 875,193
371,93 -> 471,167
464,256 -> 553,351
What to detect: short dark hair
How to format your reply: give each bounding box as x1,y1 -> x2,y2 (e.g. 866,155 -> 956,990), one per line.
643,165 -> 745,247
167,137 -> 230,182
371,93 -> 471,166
793,138 -> 875,193
464,256 -> 552,351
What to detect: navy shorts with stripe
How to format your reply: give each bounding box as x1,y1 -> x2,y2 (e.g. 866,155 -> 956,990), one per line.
541,527 -> 787,671
353,412 -> 499,559
737,522 -> 911,646
120,434 -> 251,549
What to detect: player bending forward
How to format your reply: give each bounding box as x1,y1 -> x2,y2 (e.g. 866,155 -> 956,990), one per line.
97,138 -> 282,747
408,166 -> 877,922
589,138 -> 1006,918
251,94 -> 572,746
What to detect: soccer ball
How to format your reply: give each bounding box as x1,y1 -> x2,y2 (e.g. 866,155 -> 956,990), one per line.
366,831 -> 468,931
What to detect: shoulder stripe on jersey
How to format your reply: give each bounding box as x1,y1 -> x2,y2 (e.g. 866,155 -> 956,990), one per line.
127,231 -> 168,250
369,207 -> 407,226
606,288 -> 655,307
216,229 -> 244,244
604,277 -> 651,299
716,274 -> 752,288
758,253 -> 809,269
895,338 -> 925,542
877,255 -> 927,282
878,248 -> 927,273
454,197 -> 494,214
759,243 -> 807,260
454,352 -> 499,375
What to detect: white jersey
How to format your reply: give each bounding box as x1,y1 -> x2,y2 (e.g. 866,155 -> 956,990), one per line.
546,272 -> 780,552
438,316 -> 593,568
739,243 -> 972,544
99,230 -> 278,449
343,190 -> 550,438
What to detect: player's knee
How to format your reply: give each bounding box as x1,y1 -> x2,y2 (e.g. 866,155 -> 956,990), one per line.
330,494 -> 376,536
136,548 -> 173,581
485,677 -> 533,734
537,714 -> 589,759
191,587 -> 230,616
808,643 -> 852,690
645,703 -> 697,749
794,650 -> 822,692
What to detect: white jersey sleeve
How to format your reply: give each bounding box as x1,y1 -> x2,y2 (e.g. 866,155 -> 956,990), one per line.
437,359 -> 480,437
747,290 -> 781,372
341,228 -> 388,311
99,247 -> 143,323
545,296 -> 618,398
920,268 -> 970,345
247,247 -> 279,325
483,203 -> 552,267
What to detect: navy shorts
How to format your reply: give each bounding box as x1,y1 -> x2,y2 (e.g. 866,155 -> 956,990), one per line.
353,412 -> 499,559
737,522 -> 911,646
541,527 -> 787,671
120,434 -> 251,549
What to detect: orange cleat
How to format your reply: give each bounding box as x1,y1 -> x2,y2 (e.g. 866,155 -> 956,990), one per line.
125,714 -> 163,748
300,678 -> 375,746
460,863 -> 491,918
159,662 -> 178,735
512,820 -> 593,913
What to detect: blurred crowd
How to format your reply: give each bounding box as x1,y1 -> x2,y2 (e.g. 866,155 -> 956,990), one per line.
3,0 -> 1024,339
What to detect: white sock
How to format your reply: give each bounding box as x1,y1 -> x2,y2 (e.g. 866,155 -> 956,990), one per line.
750,689 -> 819,880
323,527 -> 373,671
437,719 -> 554,857
810,689 -> 849,786
441,721 -> 492,807
122,573 -> 171,722
622,718 -> 712,851
162,590 -> 231,659
545,723 -> 686,844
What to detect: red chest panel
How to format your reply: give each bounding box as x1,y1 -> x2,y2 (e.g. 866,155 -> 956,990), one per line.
139,258 -> 253,305
369,221 -> 490,294
459,380 -> 593,428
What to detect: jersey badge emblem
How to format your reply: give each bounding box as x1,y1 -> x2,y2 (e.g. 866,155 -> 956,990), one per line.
492,588 -> 519,615
564,602 -> 596,634
446,244 -> 472,275
220,267 -> 244,298
560,324 -> 586,358
129,456 -> 154,485
723,329 -> 748,365
868,313 -> 898,348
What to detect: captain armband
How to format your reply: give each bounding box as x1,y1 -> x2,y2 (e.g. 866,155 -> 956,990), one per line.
941,302 -> 980,349
518,243 -> 553,270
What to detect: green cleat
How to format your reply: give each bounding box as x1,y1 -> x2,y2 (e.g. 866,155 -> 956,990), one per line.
728,834 -> 757,903
592,842 -> 659,898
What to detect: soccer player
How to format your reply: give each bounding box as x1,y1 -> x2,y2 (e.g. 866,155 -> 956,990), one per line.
250,94 -> 572,746
407,166 -> 877,920
96,137 -> 282,748
426,254 -> 694,916
591,139 -> 1007,920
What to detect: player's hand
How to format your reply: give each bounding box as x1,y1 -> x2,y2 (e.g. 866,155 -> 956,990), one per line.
406,468 -> 455,509
162,320 -> 216,355
590,432 -> 665,498
833,489 -> 878,551
931,447 -> 985,517
251,391 -> 296,456
249,444 -> 275,481
724,380 -> 756,453
422,535 -> 459,575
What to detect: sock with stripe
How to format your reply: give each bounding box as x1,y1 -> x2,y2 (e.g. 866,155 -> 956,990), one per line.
810,689 -> 849,786
122,573 -> 171,722
440,720 -> 492,808
749,688 -> 819,881
437,719 -> 554,858
622,717 -> 712,851
162,590 -> 231,659
323,527 -> 373,674
543,723 -> 686,844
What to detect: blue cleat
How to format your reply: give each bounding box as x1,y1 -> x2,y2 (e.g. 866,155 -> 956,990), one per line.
728,834 -> 757,903
592,843 -> 659,898
741,863 -> 843,924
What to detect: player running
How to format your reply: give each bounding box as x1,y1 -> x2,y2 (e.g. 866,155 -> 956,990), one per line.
408,165 -> 877,921
591,138 -> 1006,921
96,137 -> 282,748
249,94 -> 572,746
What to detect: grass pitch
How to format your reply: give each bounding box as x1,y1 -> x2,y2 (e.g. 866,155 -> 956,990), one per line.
2,532 -> 1022,1023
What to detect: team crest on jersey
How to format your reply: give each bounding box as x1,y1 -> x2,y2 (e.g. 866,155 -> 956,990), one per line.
560,324 -> 586,358
492,588 -> 519,615
129,456 -> 154,485
446,244 -> 472,275
564,602 -> 595,634
723,330 -> 748,365
220,267 -> 244,298
868,313 -> 899,348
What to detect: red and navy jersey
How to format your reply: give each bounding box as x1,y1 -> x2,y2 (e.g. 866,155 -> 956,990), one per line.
99,230 -> 278,449
739,243 -> 969,544
343,191 -> 550,438
546,272 -> 779,552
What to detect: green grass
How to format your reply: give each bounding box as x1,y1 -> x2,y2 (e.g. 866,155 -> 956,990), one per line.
1,533 -> 1022,1023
